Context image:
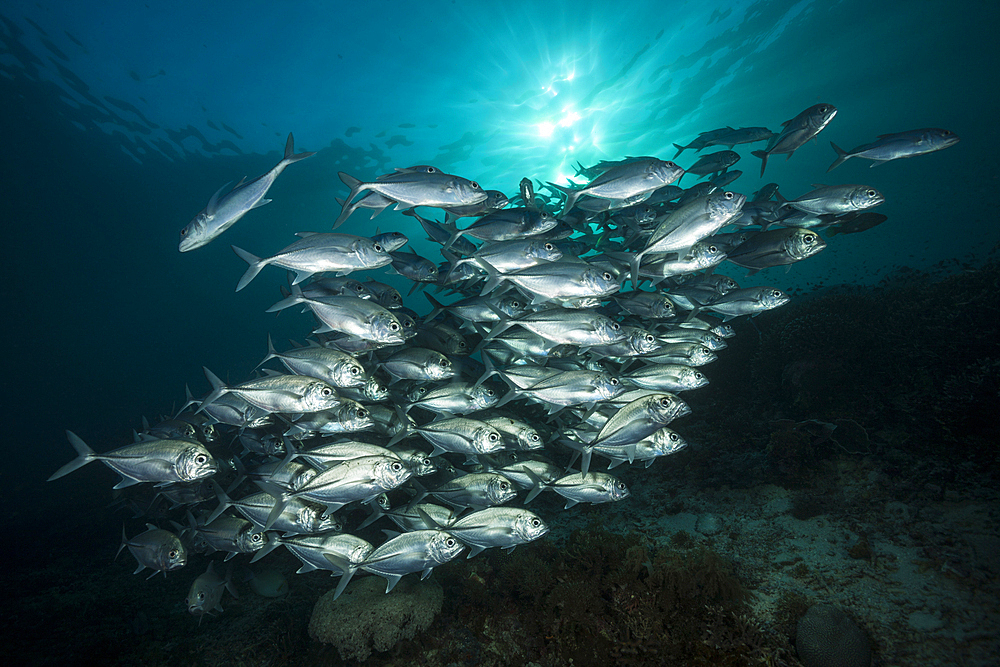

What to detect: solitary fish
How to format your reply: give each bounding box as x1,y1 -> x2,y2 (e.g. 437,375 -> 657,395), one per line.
828,128 -> 959,172
179,133 -> 315,251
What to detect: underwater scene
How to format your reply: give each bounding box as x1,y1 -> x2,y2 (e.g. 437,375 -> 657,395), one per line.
4,1 -> 998,665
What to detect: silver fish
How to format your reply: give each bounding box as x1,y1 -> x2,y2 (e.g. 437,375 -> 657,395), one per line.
48,431 -> 217,488
786,184 -> 884,215
549,157 -> 685,214
328,529 -> 465,597
117,524 -> 187,576
703,287 -> 790,320
186,562 -> 237,617
828,128 -> 959,172
232,232 -> 392,291
752,103 -> 838,176
726,228 -> 826,274
199,368 -> 343,415
179,133 -> 315,251
258,337 -> 367,389
266,288 -> 405,343
335,169 -> 486,228
437,507 -> 549,558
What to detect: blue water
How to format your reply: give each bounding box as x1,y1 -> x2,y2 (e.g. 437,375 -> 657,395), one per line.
2,1 -> 997,662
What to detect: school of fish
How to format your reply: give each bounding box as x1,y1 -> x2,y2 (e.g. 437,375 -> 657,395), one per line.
48,103 -> 957,617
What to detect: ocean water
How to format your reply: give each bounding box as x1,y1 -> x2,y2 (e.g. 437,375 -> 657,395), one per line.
3,1 -> 998,665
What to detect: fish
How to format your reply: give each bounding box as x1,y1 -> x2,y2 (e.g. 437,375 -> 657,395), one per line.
725,228 -> 827,274
198,367 -> 344,415
117,524 -> 187,577
266,287 -> 405,343
548,158 -> 685,214
702,287 -> 791,320
785,184 -> 884,215
48,431 -> 218,489
231,232 -> 392,291
681,150 -> 740,180
179,133 -> 315,251
422,507 -> 549,558
326,529 -> 465,597
334,168 -> 487,229
828,128 -> 959,171
186,562 -> 238,617
752,103 -> 838,176
826,212 -> 889,236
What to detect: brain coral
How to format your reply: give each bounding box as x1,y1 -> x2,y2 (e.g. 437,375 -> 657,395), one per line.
796,604 -> 872,667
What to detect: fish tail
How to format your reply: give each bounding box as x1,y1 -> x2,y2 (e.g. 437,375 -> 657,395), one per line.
206,479 -> 231,524
281,132 -> 316,165
256,333 -> 279,369
672,143 -> 687,159
751,150 -> 769,177
324,553 -> 359,600
115,524 -> 129,561
827,142 -> 849,173
48,430 -> 98,481
232,245 -> 266,291
198,367 -> 229,413
333,172 -> 363,229
265,283 -> 304,313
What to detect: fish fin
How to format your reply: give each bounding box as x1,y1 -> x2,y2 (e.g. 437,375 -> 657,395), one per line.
827,142 -> 849,172
281,133 -> 316,164
250,540 -> 281,563
115,524 -> 129,561
334,172 -> 363,229
48,430 -> 98,481
563,499 -> 580,509
265,283 -> 304,313
672,143 -> 686,159
206,182 -> 231,216
383,574 -> 404,593
198,367 -> 229,414
263,491 -> 291,530
250,198 -> 271,210
232,245 -> 266,292
751,150 -> 769,177
466,545 -> 486,559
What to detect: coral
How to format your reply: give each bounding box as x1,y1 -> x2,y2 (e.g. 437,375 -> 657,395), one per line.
308,575 -> 444,662
795,604 -> 872,667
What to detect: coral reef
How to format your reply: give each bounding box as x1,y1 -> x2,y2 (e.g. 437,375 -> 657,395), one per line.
309,576 -> 444,662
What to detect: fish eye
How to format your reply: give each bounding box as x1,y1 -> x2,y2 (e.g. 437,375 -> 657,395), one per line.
489,432 -> 500,441
374,243 -> 383,252
391,462 -> 403,471
610,378 -> 620,385
195,455 -> 207,464
804,234 -> 815,243
866,189 -> 877,197
441,359 -> 451,367
670,433 -> 679,441
709,245 -> 718,252
544,244 -> 553,251
771,290 -> 781,297
322,387 -> 333,396
659,397 -> 672,407
645,334 -> 655,343
179,228 -> 187,236
724,191 -> 734,199
197,592 -> 205,600
169,549 -> 178,558
532,519 -> 541,527
355,284 -> 365,292
603,272 -> 613,281
471,181 -> 481,189
421,458 -> 432,466
617,482 -> 626,490
427,167 -> 437,173
390,322 -> 400,331
500,481 -> 509,490
446,538 -> 456,547
458,341 -> 468,348
819,105 -> 829,112
253,533 -> 262,542
357,408 -> 368,418
485,389 -> 495,396
530,433 -> 540,441
350,366 -> 361,375
611,322 -> 620,330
